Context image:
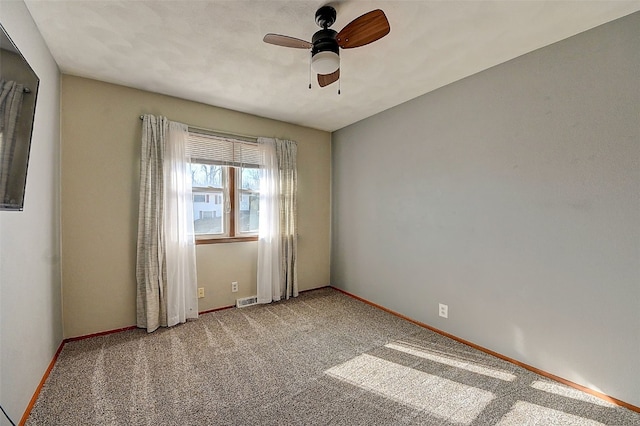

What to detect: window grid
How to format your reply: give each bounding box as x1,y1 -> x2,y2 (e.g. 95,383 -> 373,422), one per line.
193,166 -> 259,244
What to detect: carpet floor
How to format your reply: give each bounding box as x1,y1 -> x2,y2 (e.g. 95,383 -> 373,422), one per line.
26,287 -> 639,425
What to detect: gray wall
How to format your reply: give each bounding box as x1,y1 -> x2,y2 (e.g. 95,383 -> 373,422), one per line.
332,12 -> 639,407
0,1 -> 62,424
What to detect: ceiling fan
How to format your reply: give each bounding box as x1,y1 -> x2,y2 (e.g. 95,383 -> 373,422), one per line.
263,5 -> 390,90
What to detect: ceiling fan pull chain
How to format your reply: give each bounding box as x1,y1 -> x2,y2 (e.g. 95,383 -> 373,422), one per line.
308,52 -> 312,89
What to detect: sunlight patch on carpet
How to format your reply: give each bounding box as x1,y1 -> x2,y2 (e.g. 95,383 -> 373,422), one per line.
530,380 -> 614,408
325,354 -> 494,424
386,341 -> 516,381
496,401 -> 606,425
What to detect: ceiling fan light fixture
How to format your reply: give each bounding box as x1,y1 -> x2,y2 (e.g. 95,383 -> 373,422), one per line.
311,50 -> 340,75
264,6 -> 390,87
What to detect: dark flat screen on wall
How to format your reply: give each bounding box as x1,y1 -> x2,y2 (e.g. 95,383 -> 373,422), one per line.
0,22 -> 39,211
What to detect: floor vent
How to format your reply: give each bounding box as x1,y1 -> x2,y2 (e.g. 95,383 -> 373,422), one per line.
236,296 -> 258,308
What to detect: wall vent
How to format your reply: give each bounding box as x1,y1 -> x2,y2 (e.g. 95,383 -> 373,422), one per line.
236,296 -> 258,308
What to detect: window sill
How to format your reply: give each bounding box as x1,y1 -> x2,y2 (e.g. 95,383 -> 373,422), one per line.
196,236 -> 258,245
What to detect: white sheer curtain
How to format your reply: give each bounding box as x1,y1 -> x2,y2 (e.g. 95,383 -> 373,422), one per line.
257,138 -> 280,303
257,137 -> 298,304
136,115 -> 198,332
164,121 -> 198,326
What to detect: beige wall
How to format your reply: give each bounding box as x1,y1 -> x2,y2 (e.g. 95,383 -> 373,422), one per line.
61,75 -> 331,338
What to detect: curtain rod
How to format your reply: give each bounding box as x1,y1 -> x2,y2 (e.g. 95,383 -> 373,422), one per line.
139,115 -> 258,143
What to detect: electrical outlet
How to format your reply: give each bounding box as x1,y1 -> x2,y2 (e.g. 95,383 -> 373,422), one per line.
231,281 -> 238,293
439,303 -> 448,318
198,287 -> 205,298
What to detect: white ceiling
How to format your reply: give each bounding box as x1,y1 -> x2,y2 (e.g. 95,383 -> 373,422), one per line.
24,1 -> 640,132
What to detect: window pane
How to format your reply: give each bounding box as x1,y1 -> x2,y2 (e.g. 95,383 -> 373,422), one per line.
240,168 -> 261,191
191,164 -> 223,188
238,192 -> 259,233
193,190 -> 224,234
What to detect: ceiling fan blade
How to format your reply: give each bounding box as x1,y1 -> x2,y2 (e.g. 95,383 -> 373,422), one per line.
263,33 -> 312,49
318,69 -> 340,87
336,9 -> 390,49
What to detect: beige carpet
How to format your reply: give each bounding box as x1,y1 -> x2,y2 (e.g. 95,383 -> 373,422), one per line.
26,288 -> 639,425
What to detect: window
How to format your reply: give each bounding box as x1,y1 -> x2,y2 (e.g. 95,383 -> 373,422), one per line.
191,164 -> 226,236
187,131 -> 262,243
237,168 -> 260,234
